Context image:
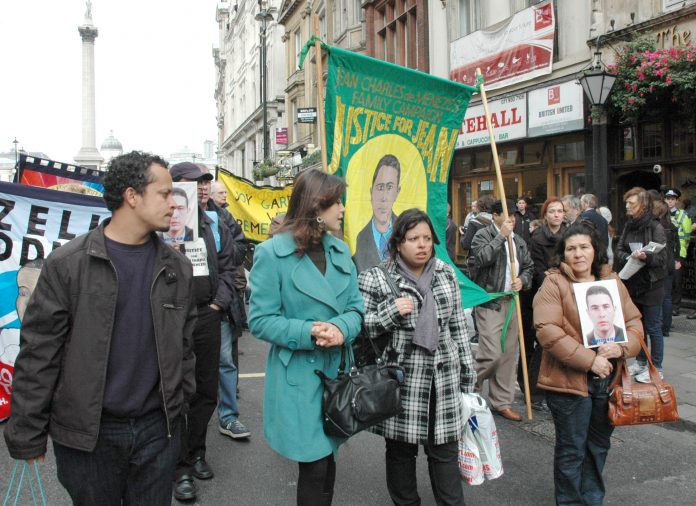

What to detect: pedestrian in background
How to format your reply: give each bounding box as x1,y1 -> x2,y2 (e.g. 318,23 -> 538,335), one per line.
652,199 -> 678,337
248,169 -> 364,506
524,197 -> 566,411
534,221 -> 642,505
664,188 -> 692,316
561,195 -> 581,225
359,208 -> 475,506
616,187 -> 667,383
169,162 -> 238,502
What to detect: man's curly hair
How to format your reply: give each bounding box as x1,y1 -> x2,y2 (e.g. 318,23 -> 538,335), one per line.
102,151 -> 168,211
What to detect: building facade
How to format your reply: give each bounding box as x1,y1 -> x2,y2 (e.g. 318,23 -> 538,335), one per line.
276,0 -> 365,162
445,0 -> 593,263
215,0 -> 286,180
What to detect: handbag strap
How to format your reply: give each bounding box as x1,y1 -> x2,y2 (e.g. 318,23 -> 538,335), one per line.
378,264 -> 401,298
3,461 -> 47,506
609,332 -> 672,404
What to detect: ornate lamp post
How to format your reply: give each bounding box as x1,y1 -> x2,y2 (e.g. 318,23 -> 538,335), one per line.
256,0 -> 274,162
577,51 -> 617,206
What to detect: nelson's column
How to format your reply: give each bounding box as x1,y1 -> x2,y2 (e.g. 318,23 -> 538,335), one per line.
74,1 -> 104,169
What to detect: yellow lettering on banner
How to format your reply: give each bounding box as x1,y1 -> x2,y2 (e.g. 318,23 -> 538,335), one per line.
327,96 -> 346,174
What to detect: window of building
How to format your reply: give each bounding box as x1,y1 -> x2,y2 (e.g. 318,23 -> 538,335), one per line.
375,0 -> 421,70
672,119 -> 695,157
320,11 -> 327,41
641,122 -> 663,159
456,0 -> 480,38
294,29 -> 302,69
522,142 -> 545,164
554,141 -> 584,163
290,98 -> 298,144
621,127 -> 636,161
354,0 -> 363,23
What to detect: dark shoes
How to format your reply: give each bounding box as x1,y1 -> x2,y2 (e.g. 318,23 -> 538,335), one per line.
532,400 -> 551,413
192,457 -> 214,480
673,309 -> 681,317
173,475 -> 197,502
495,408 -> 523,421
688,312 -> 696,320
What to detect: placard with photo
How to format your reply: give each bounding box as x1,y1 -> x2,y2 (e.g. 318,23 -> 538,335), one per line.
160,182 -> 197,243
572,279 -> 628,348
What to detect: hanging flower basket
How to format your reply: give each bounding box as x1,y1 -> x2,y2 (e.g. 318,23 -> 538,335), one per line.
252,160 -> 281,181
608,36 -> 696,123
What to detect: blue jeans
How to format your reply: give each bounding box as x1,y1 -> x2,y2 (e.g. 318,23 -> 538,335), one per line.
53,410 -> 180,506
546,377 -> 614,506
218,319 -> 240,425
661,275 -> 673,334
636,303 -> 664,369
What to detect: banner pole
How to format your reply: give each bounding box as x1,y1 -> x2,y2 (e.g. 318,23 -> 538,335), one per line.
476,68 -> 532,421
313,16 -> 328,172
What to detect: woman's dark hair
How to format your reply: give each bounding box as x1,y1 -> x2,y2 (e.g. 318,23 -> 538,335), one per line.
387,208 -> 440,260
275,168 -> 346,255
552,221 -> 608,278
103,151 -> 168,211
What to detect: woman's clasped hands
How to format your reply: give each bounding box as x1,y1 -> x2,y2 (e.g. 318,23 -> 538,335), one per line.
591,343 -> 623,379
311,322 -> 344,347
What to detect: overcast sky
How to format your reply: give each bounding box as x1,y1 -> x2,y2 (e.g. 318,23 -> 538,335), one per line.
0,0 -> 220,163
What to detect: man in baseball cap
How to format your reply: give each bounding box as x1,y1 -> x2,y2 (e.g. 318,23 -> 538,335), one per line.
169,161 -> 238,501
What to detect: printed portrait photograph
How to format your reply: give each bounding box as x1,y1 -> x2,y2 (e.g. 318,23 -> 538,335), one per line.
572,279 -> 628,348
160,181 -> 198,244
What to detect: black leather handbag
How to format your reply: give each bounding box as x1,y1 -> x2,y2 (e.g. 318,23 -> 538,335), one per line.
315,340 -> 405,438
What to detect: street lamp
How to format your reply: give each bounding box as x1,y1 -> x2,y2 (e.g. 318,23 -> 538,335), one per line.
256,0 -> 273,162
577,51 -> 617,206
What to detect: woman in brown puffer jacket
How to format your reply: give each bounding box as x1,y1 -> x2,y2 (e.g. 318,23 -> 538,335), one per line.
533,221 -> 642,506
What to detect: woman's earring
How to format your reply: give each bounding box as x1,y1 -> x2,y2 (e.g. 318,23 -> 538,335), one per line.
316,216 -> 324,224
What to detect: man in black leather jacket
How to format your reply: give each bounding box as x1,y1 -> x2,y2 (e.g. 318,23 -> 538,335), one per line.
5,151 -> 196,505
469,200 -> 533,422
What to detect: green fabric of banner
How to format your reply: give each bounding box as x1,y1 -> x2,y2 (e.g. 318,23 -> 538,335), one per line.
299,39 -> 510,313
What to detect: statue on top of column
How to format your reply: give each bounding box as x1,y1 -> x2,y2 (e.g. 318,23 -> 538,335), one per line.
85,1 -> 92,20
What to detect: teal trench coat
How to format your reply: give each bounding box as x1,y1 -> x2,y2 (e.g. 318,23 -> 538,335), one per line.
248,232 -> 364,462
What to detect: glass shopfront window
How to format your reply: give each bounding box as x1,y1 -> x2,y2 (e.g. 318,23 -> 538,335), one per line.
672,120 -> 695,157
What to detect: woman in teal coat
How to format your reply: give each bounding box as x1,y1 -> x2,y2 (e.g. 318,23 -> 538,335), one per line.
248,169 -> 364,506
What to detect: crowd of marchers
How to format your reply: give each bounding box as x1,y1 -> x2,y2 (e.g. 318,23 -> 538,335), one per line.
4,149 -> 694,506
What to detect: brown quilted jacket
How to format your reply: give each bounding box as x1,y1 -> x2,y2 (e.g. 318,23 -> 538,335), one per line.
533,264 -> 643,397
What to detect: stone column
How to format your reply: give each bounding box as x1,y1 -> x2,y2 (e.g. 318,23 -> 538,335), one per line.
74,7 -> 104,169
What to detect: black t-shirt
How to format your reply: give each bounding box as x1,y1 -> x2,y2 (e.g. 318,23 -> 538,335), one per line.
102,236 -> 161,417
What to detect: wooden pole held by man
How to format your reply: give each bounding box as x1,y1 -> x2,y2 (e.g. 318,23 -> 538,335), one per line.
476,68 -> 533,420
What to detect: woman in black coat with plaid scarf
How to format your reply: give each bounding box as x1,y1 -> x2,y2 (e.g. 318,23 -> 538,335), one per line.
358,209 -> 476,506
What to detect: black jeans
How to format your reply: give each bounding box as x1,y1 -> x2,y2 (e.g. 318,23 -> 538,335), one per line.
384,382 -> 464,506
546,376 -> 613,506
53,410 -> 179,506
177,305 -> 221,476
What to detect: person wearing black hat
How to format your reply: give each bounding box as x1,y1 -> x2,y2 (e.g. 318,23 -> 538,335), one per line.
665,188 -> 692,316
168,162 -> 239,501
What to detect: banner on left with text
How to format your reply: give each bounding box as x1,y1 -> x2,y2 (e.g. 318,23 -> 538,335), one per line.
0,182 -> 111,420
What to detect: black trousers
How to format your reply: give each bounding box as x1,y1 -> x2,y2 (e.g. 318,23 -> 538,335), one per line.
176,305 -> 221,477
672,262 -> 684,311
384,383 -> 464,506
517,289 -> 543,402
297,454 -> 336,506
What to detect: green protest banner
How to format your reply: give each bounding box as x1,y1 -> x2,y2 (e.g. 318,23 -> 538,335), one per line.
300,40 -> 493,308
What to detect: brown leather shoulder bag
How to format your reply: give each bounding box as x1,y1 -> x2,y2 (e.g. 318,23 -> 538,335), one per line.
608,336 -> 679,426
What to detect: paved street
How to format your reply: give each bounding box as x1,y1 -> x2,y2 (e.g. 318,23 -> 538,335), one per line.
2,315 -> 696,505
